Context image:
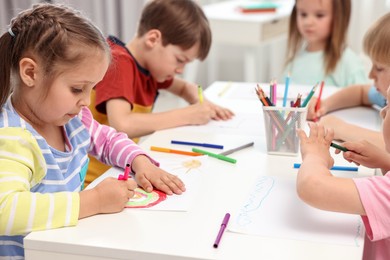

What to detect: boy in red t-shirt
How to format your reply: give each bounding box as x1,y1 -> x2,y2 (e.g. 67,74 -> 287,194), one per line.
87,0 -> 234,185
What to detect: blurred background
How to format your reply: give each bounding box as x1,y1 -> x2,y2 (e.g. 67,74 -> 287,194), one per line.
1,0 -> 390,88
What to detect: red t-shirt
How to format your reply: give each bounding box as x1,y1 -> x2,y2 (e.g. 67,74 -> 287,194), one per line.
94,36 -> 173,115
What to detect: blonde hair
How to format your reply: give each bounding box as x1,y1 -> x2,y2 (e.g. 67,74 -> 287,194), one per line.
363,12 -> 390,65
285,0 -> 351,75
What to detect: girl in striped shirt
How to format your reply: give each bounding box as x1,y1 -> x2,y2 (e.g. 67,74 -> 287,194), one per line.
0,3 -> 185,258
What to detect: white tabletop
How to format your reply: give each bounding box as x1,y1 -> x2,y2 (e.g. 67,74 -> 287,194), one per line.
24,81 -> 381,260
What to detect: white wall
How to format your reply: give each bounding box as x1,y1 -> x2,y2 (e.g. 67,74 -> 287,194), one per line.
1,0 -> 389,87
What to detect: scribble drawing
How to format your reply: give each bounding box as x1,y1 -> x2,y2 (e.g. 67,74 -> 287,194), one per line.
126,188 -> 167,208
237,176 -> 275,226
170,159 -> 202,174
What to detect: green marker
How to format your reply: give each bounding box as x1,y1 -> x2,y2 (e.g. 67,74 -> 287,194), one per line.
192,148 -> 237,164
330,142 -> 349,152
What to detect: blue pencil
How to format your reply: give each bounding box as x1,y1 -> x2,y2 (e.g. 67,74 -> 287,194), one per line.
282,74 -> 290,107
293,163 -> 358,172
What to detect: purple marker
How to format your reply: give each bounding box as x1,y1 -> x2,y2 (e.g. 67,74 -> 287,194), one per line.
213,213 -> 230,248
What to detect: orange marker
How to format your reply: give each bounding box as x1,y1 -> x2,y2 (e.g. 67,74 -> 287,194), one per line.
150,146 -> 202,156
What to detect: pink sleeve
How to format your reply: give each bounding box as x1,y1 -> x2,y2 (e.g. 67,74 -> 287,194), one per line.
353,173 -> 390,241
79,107 -> 159,169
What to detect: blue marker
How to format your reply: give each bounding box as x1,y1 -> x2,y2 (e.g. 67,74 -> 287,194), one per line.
293,163 -> 358,172
171,140 -> 223,149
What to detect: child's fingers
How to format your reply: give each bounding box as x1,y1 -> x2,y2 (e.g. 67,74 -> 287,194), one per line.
136,174 -> 154,193
324,128 -> 334,143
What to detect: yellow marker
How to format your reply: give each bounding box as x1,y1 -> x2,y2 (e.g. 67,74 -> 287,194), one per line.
198,85 -> 204,104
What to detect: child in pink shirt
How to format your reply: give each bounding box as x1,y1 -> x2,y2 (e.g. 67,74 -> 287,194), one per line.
297,12 -> 390,260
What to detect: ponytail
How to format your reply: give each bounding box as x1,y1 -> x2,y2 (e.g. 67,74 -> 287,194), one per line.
0,31 -> 15,107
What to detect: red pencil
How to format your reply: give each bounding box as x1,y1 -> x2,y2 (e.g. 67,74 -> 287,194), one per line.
315,81 -> 325,112
313,81 -> 324,122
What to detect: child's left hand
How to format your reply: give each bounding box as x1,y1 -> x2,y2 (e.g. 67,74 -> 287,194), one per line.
298,122 -> 334,169
204,99 -> 234,121
131,155 -> 186,195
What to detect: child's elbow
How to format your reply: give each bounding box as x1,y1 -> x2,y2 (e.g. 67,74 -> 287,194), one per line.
296,174 -> 318,205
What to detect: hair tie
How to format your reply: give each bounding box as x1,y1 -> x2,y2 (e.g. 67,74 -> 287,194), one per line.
8,28 -> 15,37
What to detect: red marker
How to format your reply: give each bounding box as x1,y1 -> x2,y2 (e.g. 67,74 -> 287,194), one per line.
118,163 -> 130,180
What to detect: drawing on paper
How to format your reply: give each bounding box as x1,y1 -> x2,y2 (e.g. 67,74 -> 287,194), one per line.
126,188 -> 167,208
237,176 -> 275,226
168,159 -> 202,174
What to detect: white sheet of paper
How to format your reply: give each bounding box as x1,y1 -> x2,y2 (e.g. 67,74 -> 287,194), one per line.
229,175 -> 364,246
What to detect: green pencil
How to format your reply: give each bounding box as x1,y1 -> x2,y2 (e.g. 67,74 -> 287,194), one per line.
301,83 -> 318,107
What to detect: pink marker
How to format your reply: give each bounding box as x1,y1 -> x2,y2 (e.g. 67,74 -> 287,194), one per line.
118,163 -> 130,180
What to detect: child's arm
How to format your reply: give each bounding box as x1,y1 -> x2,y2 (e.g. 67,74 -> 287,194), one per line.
105,79 -> 234,138
320,115 -> 385,149
0,128 -> 80,235
81,107 -> 186,195
106,98 -> 216,137
297,123 -> 366,215
307,84 -> 371,120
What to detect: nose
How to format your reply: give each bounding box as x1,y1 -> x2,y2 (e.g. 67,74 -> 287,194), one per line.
380,106 -> 387,119
79,92 -> 91,107
175,64 -> 185,75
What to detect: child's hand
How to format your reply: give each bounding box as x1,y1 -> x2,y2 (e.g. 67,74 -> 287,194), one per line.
319,115 -> 346,140
306,97 -> 327,121
204,99 -> 234,121
339,140 -> 390,171
132,155 -> 186,195
297,122 -> 334,168
79,177 -> 137,218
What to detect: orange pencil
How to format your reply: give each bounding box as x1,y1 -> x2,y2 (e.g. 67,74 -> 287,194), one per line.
150,146 -> 202,156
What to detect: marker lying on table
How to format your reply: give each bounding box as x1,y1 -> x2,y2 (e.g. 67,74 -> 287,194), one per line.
192,148 -> 237,164
330,142 -> 349,152
171,140 -> 224,149
293,163 -> 358,172
118,163 -> 131,180
150,146 -> 202,156
219,142 -> 254,156
213,213 -> 230,248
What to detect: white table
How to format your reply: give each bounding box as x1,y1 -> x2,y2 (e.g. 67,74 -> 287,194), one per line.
24,81 -> 381,260
202,1 -> 294,83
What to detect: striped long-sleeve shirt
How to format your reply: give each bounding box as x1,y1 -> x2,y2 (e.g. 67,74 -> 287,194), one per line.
0,97 -> 153,258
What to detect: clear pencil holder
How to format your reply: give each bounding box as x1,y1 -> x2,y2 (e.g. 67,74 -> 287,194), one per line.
262,106 -> 307,156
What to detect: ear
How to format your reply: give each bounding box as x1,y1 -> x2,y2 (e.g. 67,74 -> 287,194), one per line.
19,57 -> 38,87
144,29 -> 162,49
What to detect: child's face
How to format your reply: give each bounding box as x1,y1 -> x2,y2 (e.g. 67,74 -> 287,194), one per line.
368,60 -> 390,96
381,87 -> 390,152
30,50 -> 109,126
296,0 -> 333,51
147,42 -> 199,82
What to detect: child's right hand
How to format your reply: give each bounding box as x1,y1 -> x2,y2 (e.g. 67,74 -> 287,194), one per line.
306,97 -> 327,120
79,177 -> 137,219
338,140 -> 390,172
